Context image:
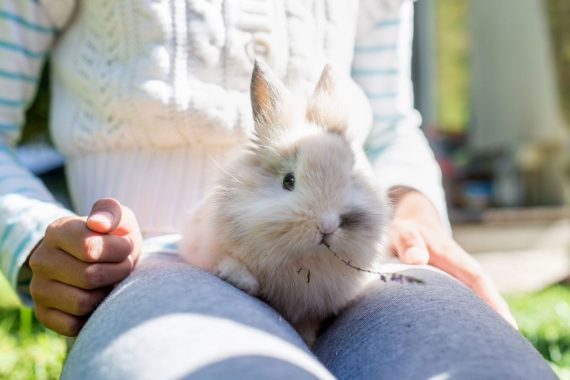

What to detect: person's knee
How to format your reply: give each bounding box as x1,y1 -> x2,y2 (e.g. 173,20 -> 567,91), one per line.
62,254 -> 334,380
315,268 -> 556,380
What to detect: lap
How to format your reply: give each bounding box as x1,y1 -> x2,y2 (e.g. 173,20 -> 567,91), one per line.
314,267 -> 556,380
62,249 -> 555,380
61,252 -> 332,380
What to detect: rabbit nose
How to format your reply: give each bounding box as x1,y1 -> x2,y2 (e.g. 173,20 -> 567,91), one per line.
318,212 -> 341,235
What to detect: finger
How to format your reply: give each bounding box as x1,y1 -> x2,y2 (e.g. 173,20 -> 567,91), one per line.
427,240 -> 518,329
30,248 -> 135,289
86,198 -> 140,237
465,268 -> 519,329
86,198 -> 142,263
389,221 -> 430,265
45,219 -> 134,262
34,304 -> 85,337
31,276 -> 110,317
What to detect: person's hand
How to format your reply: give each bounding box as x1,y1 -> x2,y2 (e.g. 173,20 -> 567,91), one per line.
388,187 -> 518,329
29,198 -> 142,336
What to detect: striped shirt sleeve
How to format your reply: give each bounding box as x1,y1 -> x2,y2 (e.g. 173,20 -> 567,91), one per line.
0,0 -> 75,304
353,0 -> 450,230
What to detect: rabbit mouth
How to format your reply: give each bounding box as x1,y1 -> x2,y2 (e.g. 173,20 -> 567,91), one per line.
317,232 -> 334,248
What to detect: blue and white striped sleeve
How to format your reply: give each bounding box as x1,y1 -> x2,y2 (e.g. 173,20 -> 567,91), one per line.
0,0 -> 75,303
352,0 -> 449,230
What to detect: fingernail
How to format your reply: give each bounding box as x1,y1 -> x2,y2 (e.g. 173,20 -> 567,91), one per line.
405,247 -> 429,264
88,211 -> 114,229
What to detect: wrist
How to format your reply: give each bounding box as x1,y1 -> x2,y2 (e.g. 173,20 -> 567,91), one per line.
389,186 -> 443,227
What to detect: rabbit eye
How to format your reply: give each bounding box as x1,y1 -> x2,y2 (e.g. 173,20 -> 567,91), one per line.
282,172 -> 295,191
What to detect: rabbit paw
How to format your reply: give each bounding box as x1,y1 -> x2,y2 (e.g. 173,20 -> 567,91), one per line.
215,256 -> 260,296
295,319 -> 321,347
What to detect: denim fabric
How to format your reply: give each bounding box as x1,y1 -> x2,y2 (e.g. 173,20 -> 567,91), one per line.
62,254 -> 555,380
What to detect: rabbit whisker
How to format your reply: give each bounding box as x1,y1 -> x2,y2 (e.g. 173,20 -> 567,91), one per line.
208,153 -> 244,185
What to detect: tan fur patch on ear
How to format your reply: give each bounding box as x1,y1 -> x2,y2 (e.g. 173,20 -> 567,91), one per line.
250,60 -> 291,141
314,64 -> 335,96
251,69 -> 273,121
306,95 -> 347,136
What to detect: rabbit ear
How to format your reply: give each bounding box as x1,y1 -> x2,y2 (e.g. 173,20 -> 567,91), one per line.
307,64 -> 347,135
313,64 -> 336,96
250,60 -> 287,139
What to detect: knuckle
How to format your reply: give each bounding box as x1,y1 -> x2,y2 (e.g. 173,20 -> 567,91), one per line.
61,317 -> 83,337
395,228 -> 421,248
29,278 -> 45,303
125,255 -> 136,272
119,236 -> 135,256
82,236 -> 102,261
45,217 -> 68,238
399,228 -> 418,243
33,306 -> 47,325
28,251 -> 44,272
117,260 -> 134,280
46,219 -> 60,233
45,216 -> 82,246
126,236 -> 135,252
84,264 -> 105,288
73,290 -> 99,315
44,223 -> 58,243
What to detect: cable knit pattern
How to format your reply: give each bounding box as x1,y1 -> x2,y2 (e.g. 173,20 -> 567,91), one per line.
49,0 -> 365,156
0,0 -> 448,300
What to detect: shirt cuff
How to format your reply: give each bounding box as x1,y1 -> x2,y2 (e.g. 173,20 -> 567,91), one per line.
0,194 -> 74,305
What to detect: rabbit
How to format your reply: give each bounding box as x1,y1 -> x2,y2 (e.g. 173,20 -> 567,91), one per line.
180,61 -> 393,345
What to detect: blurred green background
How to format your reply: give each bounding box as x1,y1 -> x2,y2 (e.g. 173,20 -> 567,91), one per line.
0,276 -> 66,380
2,0 -> 570,379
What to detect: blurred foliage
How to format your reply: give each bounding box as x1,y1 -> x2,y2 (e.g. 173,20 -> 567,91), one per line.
545,0 -> 570,129
20,63 -> 51,144
508,284 -> 570,379
435,1 -> 570,132
435,0 -> 470,133
0,275 -> 66,380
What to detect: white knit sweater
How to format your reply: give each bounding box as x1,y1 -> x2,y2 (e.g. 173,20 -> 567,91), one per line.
0,0 -> 447,297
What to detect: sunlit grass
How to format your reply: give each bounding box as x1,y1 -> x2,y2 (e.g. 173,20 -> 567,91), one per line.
0,275 -> 66,380
508,284 -> 570,379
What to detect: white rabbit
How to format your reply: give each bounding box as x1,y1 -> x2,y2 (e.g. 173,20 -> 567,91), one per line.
181,61 -> 394,345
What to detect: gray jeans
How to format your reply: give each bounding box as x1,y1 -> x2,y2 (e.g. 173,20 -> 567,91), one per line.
61,252 -> 555,380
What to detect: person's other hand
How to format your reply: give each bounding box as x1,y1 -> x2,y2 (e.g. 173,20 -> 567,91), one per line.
29,198 -> 142,336
388,187 -> 518,329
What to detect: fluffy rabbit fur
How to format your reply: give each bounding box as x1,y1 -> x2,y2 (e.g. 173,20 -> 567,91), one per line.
181,61 -> 390,345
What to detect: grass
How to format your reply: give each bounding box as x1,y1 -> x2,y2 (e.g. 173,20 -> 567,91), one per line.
1,273 -> 569,379
0,275 -> 66,380
508,284 -> 570,379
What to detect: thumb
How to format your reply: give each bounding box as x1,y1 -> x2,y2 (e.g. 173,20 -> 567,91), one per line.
389,221 -> 430,265
86,198 -> 119,233
86,198 -> 138,236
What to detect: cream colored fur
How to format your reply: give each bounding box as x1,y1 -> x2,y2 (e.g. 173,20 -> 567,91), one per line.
181,61 -> 390,345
